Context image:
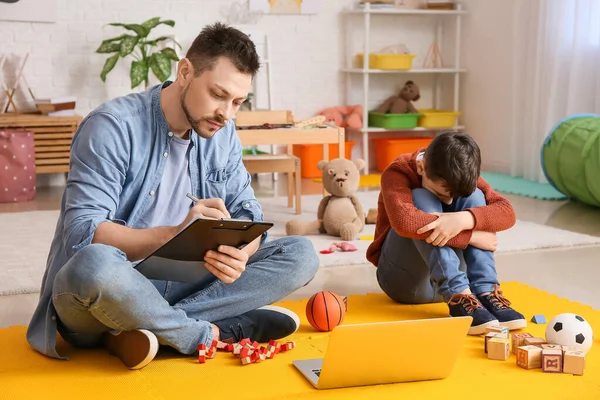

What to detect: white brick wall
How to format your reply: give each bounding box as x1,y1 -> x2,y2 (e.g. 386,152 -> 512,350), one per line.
1,0 -> 358,120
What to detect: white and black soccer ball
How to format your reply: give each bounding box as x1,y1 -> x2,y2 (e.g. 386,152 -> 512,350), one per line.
545,313 -> 594,354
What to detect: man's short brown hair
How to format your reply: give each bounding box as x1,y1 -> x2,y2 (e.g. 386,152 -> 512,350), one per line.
424,131 -> 481,198
186,22 -> 260,76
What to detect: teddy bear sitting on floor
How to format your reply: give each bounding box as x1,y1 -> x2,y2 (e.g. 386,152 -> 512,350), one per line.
285,158 -> 365,241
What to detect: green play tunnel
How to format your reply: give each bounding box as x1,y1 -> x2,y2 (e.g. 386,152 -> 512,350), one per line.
541,113 -> 600,207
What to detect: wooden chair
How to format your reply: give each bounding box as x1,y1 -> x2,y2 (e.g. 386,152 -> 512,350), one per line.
237,110 -> 303,214
242,148 -> 302,214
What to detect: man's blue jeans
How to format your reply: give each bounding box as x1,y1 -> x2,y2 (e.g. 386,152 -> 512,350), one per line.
52,236 -> 319,355
376,188 -> 499,304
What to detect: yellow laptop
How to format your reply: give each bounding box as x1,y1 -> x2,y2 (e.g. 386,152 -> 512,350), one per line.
292,316 -> 472,390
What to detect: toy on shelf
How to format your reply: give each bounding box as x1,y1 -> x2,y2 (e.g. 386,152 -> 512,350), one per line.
545,313 -> 594,354
306,291 -> 347,332
285,158 -> 366,241
422,42 -> 444,68
316,105 -> 363,129
374,80 -> 420,114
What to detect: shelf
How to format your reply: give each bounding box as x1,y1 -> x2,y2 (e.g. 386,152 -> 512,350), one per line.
342,68 -> 466,74
344,8 -> 466,15
357,125 -> 465,133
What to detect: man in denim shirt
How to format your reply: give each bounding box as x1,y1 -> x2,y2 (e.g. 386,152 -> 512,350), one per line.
26,23 -> 319,370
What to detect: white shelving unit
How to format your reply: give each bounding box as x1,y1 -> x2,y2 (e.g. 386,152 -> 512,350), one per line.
342,3 -> 467,174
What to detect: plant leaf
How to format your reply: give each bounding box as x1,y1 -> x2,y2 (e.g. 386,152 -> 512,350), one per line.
130,59 -> 148,88
158,20 -> 175,27
109,23 -> 150,38
119,35 -> 139,57
100,54 -> 119,82
161,48 -> 179,61
141,36 -> 171,46
141,17 -> 160,29
149,52 -> 171,82
96,40 -> 121,54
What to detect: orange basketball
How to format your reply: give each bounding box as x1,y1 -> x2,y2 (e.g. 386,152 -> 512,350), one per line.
305,291 -> 346,332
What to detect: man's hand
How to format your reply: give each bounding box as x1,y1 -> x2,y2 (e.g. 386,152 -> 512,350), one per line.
204,245 -> 249,284
416,211 -> 475,247
469,231 -> 498,252
176,198 -> 231,233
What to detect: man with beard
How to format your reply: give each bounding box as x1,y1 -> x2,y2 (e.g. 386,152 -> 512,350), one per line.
26,22 -> 319,370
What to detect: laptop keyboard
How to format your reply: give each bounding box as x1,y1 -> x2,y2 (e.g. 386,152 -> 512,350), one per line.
312,369 -> 321,377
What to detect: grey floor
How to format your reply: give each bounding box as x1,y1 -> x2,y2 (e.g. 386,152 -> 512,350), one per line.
2,174 -> 600,329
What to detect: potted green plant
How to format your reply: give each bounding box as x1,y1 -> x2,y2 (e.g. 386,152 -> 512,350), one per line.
96,17 -> 182,89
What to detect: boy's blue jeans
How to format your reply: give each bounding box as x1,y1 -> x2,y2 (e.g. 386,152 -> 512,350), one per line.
376,188 -> 499,304
52,236 -> 318,355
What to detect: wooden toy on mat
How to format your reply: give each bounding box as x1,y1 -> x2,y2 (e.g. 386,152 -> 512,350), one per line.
563,350 -> 586,375
542,348 -> 563,373
516,345 -> 542,369
531,314 -> 546,324
306,291 -> 346,332
198,337 -> 296,366
487,337 -> 510,361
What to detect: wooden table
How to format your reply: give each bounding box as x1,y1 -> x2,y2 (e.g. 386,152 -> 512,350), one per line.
0,113 -> 82,174
237,125 -> 346,162
237,125 -> 345,199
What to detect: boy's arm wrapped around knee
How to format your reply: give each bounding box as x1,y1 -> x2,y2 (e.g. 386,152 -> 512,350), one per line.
467,177 -> 517,233
380,165 -> 471,249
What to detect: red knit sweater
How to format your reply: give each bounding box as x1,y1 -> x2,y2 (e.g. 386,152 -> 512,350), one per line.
366,149 -> 517,267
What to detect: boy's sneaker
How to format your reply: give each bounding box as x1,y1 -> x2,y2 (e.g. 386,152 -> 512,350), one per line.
213,305 -> 300,344
104,329 -> 159,370
448,293 -> 499,335
477,285 -> 527,330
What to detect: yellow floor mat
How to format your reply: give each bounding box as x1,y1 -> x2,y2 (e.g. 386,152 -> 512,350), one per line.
313,173 -> 381,187
1,281 -> 599,399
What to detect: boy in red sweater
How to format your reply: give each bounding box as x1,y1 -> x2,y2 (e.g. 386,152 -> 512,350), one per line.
366,131 -> 526,335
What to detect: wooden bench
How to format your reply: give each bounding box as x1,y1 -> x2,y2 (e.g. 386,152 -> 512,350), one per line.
0,113 -> 82,174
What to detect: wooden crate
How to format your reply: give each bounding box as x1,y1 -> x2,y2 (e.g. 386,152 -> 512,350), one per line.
0,114 -> 82,174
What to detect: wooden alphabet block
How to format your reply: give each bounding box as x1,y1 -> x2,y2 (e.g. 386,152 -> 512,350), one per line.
485,325 -> 509,338
542,349 -> 563,373
516,345 -> 542,369
512,333 -> 534,354
488,337 -> 510,361
542,344 -> 562,351
484,332 -> 497,353
563,350 -> 586,375
524,337 -> 547,347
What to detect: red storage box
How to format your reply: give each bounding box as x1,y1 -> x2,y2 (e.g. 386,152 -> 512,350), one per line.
293,141 -> 356,179
373,137 -> 433,173
0,129 -> 36,203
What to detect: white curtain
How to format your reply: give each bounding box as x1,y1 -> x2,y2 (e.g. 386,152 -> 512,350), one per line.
511,0 -> 600,182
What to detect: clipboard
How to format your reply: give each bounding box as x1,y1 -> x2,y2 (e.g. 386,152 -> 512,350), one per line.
134,217 -> 273,283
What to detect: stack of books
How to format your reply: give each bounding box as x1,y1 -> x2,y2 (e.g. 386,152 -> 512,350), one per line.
35,96 -> 77,116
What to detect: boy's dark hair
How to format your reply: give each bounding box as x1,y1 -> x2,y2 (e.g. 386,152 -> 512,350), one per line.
186,22 -> 260,77
424,131 -> 481,198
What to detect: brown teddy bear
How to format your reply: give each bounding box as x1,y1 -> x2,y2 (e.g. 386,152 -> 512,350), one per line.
285,158 -> 366,241
374,80 -> 420,114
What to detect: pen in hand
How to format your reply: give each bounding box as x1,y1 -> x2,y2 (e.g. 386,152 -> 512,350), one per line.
186,193 -> 232,219
186,193 -> 200,203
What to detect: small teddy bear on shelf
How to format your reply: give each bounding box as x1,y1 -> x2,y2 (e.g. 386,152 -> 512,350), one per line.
374,80 -> 421,114
285,158 -> 366,241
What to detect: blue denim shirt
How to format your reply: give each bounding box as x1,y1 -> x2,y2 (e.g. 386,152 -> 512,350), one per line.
26,82 -> 265,359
